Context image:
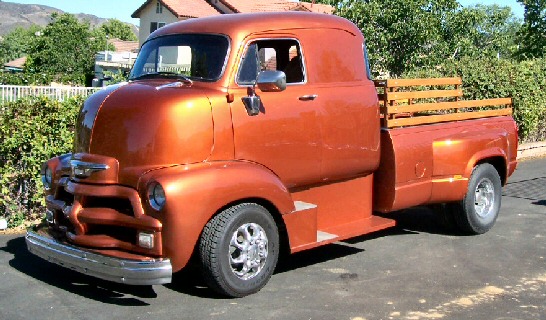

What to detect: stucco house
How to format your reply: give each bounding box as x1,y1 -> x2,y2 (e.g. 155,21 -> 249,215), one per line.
93,38 -> 140,86
131,0 -> 334,46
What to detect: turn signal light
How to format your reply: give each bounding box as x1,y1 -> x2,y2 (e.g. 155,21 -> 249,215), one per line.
138,232 -> 154,249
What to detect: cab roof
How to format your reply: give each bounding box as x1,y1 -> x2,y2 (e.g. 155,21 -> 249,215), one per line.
150,12 -> 360,42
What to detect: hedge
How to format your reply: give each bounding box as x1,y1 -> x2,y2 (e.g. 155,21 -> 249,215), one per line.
403,57 -> 546,142
0,96 -> 83,227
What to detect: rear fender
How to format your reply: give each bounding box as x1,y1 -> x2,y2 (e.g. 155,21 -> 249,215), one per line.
431,129 -> 508,202
464,147 -> 507,181
137,161 -> 294,272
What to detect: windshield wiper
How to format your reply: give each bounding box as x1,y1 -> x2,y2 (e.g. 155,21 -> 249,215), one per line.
130,72 -> 193,85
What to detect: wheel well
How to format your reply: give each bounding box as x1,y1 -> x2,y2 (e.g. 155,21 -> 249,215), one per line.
187,198 -> 291,272
476,156 -> 507,185
214,198 -> 291,258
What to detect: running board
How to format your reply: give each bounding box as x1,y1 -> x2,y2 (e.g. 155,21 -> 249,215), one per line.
289,215 -> 396,252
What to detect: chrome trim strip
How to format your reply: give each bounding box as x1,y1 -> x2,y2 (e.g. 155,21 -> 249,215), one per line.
26,230 -> 172,286
70,160 -> 109,171
155,81 -> 188,90
70,160 -> 109,178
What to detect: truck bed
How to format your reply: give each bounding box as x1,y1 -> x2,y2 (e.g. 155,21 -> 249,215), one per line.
373,115 -> 518,213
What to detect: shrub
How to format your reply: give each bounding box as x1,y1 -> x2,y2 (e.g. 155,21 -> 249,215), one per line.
0,96 -> 83,227
403,57 -> 546,142
0,72 -> 52,86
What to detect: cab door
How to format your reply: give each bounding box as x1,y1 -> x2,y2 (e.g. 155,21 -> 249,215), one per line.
228,38 -> 322,188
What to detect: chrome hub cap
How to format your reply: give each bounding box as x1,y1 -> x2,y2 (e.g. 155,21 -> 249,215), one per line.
229,223 -> 268,280
474,178 -> 495,218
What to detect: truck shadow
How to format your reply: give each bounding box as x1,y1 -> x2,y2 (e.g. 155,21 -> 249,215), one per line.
373,206 -> 460,237
165,243 -> 371,298
3,207 -> 453,301
2,236 -> 157,306
168,207 -> 450,297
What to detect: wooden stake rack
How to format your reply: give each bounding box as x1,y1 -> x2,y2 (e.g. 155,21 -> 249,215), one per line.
374,77 -> 513,128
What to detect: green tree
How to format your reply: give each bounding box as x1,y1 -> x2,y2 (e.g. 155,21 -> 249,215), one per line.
0,25 -> 42,64
517,0 -> 546,58
316,0 -> 462,75
316,0 -> 520,75
100,19 -> 138,41
25,13 -> 106,86
443,5 -> 520,60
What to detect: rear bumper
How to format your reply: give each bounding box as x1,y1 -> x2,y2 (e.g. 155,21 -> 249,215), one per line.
26,229 -> 172,286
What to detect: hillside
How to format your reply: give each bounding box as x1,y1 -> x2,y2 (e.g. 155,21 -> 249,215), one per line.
0,1 -> 138,36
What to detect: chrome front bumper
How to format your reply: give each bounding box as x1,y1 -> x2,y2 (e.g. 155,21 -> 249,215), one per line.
26,229 -> 172,285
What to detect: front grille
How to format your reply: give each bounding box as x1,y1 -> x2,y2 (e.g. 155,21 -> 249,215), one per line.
83,196 -> 134,216
45,179 -> 162,257
86,224 -> 138,244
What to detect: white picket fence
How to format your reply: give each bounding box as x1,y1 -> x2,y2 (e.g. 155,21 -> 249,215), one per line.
0,85 -> 99,104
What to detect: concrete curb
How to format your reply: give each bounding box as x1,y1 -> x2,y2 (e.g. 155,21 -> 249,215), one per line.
517,141 -> 546,160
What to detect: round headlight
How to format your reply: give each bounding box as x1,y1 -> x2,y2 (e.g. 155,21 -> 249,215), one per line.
148,182 -> 166,211
42,166 -> 53,190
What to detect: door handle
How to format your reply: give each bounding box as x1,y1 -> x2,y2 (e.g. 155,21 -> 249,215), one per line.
299,94 -> 318,101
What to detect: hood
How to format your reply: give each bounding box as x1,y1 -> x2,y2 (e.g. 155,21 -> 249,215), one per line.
74,81 -> 214,185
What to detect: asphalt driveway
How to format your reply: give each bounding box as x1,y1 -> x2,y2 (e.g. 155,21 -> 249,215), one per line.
1,158 -> 545,320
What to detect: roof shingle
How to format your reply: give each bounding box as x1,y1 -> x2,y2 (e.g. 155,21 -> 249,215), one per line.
220,0 -> 333,14
132,0 -> 220,19
4,56 -> 27,69
108,39 -> 139,53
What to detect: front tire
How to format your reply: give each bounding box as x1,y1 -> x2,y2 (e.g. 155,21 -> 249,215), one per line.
450,163 -> 502,234
199,203 -> 279,297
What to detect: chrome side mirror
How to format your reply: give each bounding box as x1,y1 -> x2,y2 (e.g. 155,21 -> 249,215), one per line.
257,70 -> 287,92
242,71 -> 287,116
242,90 -> 262,116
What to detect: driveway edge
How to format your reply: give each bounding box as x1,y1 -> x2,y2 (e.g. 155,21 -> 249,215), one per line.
517,141 -> 546,160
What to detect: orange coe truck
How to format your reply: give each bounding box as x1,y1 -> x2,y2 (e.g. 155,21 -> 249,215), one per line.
26,12 -> 518,297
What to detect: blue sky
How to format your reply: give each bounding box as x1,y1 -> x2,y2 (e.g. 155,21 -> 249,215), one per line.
6,0 -> 525,25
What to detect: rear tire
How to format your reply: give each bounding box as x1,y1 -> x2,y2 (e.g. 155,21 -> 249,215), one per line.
199,203 -> 279,297
449,163 -> 502,234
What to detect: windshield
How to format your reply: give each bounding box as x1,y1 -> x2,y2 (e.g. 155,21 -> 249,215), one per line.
130,34 -> 229,81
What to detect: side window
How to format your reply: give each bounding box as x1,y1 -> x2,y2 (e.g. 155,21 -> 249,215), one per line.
238,44 -> 259,85
363,42 -> 372,80
237,39 -> 305,85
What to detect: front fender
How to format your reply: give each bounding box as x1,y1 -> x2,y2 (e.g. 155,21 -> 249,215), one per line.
137,161 -> 294,272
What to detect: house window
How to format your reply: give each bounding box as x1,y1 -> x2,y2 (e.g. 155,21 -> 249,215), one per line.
156,1 -> 163,14
150,22 -> 166,33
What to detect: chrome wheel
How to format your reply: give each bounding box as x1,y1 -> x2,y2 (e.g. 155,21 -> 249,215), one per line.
474,178 -> 495,218
229,223 -> 268,280
199,203 -> 279,297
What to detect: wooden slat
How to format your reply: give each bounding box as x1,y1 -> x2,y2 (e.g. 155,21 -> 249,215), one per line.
385,98 -> 512,114
376,77 -> 462,88
385,108 -> 513,128
386,89 -> 463,101
454,97 -> 512,108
